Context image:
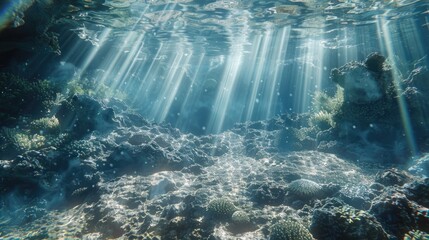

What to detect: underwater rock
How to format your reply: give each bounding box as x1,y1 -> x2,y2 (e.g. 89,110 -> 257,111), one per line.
408,154 -> 429,177
331,53 -> 388,105
56,95 -> 118,137
324,54 -> 429,164
105,143 -> 183,176
403,178 -> 429,208
0,148 -> 66,195
370,191 -> 418,238
248,182 -> 286,206
310,203 -> 388,240
62,163 -> 100,206
324,53 -> 421,163
149,178 -> 177,200
364,52 -> 386,73
375,168 -> 413,187
334,182 -> 376,210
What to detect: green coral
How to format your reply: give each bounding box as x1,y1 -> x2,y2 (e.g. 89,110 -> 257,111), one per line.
29,116 -> 60,134
207,198 -> 237,220
312,88 -> 343,114
309,88 -> 343,130
1,117 -> 67,152
309,111 -> 334,130
66,77 -> 126,100
335,206 -> 369,224
2,127 -> 46,151
403,230 -> 429,240
270,219 -> 314,240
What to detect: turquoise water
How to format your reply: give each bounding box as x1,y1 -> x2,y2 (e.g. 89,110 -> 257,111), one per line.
2,0 -> 428,134
1,1 -> 429,239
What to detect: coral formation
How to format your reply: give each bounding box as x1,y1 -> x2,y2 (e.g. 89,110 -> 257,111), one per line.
207,198 -> 237,220
311,202 -> 388,240
403,230 -> 429,240
0,73 -> 58,126
370,192 -> 419,238
287,179 -> 322,200
270,219 -> 314,240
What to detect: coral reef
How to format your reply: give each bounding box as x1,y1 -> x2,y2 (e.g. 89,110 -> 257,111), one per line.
55,95 -> 118,137
370,191 -> 421,238
0,92 -> 428,239
0,73 -> 58,126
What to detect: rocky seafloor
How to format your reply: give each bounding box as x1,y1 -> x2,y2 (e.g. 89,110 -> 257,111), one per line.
1,53 -> 429,239
0,96 -> 429,240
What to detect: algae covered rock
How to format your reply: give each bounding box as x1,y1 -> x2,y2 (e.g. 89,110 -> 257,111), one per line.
311,204 -> 388,240
55,95 -> 118,137
370,191 -> 418,238
404,178 -> 429,208
375,168 -> 413,187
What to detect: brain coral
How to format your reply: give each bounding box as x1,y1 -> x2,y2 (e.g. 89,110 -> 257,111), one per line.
287,179 -> 322,200
270,220 -> 314,240
207,198 -> 237,220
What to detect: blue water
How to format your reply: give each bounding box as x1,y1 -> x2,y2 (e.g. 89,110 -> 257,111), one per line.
2,0 -> 428,135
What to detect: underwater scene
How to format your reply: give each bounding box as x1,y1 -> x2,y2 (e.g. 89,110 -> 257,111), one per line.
1,0 -> 429,239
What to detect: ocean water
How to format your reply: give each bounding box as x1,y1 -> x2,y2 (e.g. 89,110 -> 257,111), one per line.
0,0 -> 429,239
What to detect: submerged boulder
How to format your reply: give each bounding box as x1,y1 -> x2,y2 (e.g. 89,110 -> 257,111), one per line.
331,53 -> 389,105
311,199 -> 388,240
55,95 -> 118,137
370,191 -> 420,238
319,53 -> 429,163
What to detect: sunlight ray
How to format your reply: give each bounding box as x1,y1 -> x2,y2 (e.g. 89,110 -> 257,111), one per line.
74,28 -> 112,80
294,38 -> 324,113
109,34 -> 145,93
132,43 -> 166,107
149,46 -> 193,122
94,32 -> 140,93
263,26 -> 290,120
176,53 -> 205,129
207,50 -> 243,133
377,13 -> 418,156
245,32 -> 269,121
